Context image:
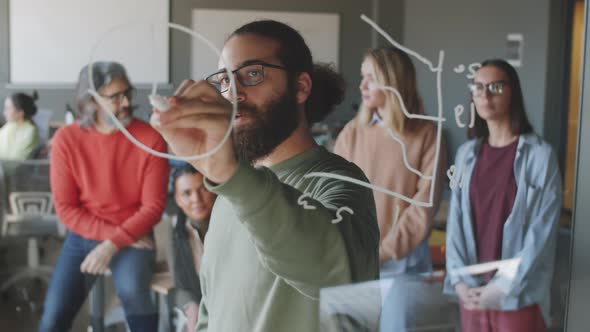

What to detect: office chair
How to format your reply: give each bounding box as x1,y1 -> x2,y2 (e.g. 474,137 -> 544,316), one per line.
0,160 -> 64,293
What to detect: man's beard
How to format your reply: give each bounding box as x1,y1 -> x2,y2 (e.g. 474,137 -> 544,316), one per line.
232,88 -> 299,164
99,107 -> 133,130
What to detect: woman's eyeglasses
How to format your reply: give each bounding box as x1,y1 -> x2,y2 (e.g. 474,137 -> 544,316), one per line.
468,81 -> 507,97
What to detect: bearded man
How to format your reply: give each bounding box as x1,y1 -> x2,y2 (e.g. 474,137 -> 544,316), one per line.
151,20 -> 379,332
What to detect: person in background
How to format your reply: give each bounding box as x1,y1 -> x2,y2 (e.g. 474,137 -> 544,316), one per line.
0,91 -> 39,160
444,59 -> 562,332
150,20 -> 379,331
334,47 -> 447,275
170,163 -> 217,332
39,62 -> 169,332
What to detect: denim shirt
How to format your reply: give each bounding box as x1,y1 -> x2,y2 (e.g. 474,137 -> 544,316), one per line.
380,239 -> 432,276
443,133 -> 562,324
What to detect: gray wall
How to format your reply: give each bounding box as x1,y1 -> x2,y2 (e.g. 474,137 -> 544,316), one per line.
403,0 -> 569,161
0,0 -> 173,123
0,0 -> 567,161
0,0 -> 405,126
374,1 -> 405,52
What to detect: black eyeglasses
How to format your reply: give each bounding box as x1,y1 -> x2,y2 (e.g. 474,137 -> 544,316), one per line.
468,80 -> 508,97
101,87 -> 136,104
206,62 -> 288,93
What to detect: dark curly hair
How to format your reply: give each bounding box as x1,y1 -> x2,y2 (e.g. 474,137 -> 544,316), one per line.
229,20 -> 345,124
9,91 -> 39,120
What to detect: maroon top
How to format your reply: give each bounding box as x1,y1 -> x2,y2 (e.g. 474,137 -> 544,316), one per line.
469,138 -> 518,267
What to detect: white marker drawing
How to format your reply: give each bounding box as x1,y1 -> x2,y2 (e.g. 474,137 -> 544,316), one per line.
364,13 -> 445,208
83,14 -> 477,227
360,15 -> 440,72
305,15 -> 445,209
391,205 -> 401,233
297,193 -> 355,228
377,85 -> 445,123
368,83 -> 441,180
332,207 -> 354,224
447,164 -> 466,189
385,127 -> 433,180
453,63 -> 480,79
454,105 -> 466,128
297,193 -> 317,210
454,64 -> 466,74
87,21 -> 239,162
83,19 -> 361,230
467,63 -> 481,79
454,102 -> 475,129
304,172 -> 432,207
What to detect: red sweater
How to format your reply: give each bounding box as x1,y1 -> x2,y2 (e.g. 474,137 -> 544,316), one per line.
50,120 -> 170,249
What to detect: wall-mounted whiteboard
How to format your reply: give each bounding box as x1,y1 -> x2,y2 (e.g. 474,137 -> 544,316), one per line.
9,0 -> 169,85
191,9 -> 340,80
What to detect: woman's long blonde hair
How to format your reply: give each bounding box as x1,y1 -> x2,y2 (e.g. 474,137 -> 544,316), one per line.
357,47 -> 424,134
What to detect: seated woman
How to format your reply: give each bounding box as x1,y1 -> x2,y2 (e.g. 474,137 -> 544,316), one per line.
444,59 -> 562,332
0,91 -> 39,160
170,163 -> 217,332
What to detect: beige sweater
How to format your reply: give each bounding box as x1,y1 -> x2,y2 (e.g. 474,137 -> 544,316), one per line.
334,118 -> 447,261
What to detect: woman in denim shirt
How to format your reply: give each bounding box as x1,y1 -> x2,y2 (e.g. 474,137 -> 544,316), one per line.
444,59 -> 562,332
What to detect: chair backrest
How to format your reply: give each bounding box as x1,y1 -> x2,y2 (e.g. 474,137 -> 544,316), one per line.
32,109 -> 52,144
9,192 -> 54,216
0,159 -> 52,207
0,159 -> 61,236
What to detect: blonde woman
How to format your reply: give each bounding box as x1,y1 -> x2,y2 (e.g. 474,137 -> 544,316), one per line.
334,47 -> 447,275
